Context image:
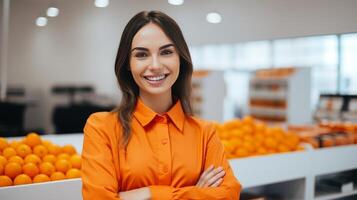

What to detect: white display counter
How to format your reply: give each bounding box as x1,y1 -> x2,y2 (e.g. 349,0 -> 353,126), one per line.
1,134 -> 357,200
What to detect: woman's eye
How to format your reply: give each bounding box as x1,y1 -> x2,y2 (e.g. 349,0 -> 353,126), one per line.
161,49 -> 173,55
134,52 -> 148,58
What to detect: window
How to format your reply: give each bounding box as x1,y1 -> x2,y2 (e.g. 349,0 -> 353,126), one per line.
273,36 -> 338,106
341,33 -> 357,94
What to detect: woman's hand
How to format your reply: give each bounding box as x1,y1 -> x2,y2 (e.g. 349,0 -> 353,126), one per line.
196,165 -> 226,188
119,187 -> 151,200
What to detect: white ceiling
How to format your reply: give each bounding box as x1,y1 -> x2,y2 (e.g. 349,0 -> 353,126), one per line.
8,0 -> 357,45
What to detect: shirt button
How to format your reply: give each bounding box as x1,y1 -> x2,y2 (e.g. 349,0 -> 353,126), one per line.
161,138 -> 168,145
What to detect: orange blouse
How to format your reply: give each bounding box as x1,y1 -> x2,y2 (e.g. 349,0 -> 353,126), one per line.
82,99 -> 241,200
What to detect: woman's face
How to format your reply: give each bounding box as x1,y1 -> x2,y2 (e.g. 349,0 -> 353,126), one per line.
130,23 -> 180,99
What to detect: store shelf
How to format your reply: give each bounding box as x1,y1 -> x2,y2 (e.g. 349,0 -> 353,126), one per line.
2,134 -> 357,200
0,179 -> 81,200
249,90 -> 286,100
249,106 -> 286,117
315,189 -> 357,200
248,67 -> 312,124
231,151 -> 308,188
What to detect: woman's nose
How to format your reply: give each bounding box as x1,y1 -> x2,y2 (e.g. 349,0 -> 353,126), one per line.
148,55 -> 162,70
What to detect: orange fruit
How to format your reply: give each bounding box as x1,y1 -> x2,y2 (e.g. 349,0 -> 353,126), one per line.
277,144 -> 290,153
42,140 -> 53,148
48,145 -> 61,156
0,175 -> 13,187
24,133 -> 42,148
55,159 -> 72,173
242,115 -> 254,125
13,174 -> 32,185
242,141 -> 255,153
232,130 -> 244,138
9,141 -> 21,149
22,163 -> 39,178
0,138 -> 9,151
39,162 -> 55,176
33,145 -> 48,158
256,147 -> 268,155
0,156 -> 7,166
16,144 -> 32,158
2,147 -> 17,159
8,156 -> 25,165
51,171 -> 66,181
0,164 -> 3,175
235,148 -> 249,158
4,162 -> 22,179
69,155 -> 81,169
61,145 -> 77,155
57,153 -> 70,160
33,174 -> 50,183
43,154 -> 56,164
24,154 -> 42,165
264,138 -> 278,149
66,168 -> 81,179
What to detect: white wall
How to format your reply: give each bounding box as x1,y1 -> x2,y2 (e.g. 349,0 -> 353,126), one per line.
4,0 -> 357,133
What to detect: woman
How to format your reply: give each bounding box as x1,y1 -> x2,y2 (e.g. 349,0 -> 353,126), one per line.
82,11 -> 241,200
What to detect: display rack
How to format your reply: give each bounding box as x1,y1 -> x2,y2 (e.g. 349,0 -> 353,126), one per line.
248,67 -> 312,125
191,70 -> 226,122
2,135 -> 357,200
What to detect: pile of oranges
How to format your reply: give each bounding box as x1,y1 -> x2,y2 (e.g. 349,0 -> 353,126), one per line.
0,133 -> 81,187
216,116 -> 303,158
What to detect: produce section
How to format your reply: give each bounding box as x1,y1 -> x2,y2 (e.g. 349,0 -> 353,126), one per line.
0,133 -> 81,187
216,116 -> 303,158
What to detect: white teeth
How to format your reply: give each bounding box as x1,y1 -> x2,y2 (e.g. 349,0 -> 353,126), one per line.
145,75 -> 165,81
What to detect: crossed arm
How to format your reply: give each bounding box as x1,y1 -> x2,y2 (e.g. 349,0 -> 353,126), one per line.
82,118 -> 241,200
119,165 -> 226,200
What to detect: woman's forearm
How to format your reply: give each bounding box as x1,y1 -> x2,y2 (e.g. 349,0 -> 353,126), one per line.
119,187 -> 151,200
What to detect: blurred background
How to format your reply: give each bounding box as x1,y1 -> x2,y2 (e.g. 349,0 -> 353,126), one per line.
1,0 -> 357,199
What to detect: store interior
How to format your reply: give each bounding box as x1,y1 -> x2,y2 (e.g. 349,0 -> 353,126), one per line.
1,0 -> 357,199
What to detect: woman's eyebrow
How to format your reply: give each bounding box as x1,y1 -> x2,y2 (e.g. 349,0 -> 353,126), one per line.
159,44 -> 174,50
131,47 -> 148,52
131,44 -> 174,52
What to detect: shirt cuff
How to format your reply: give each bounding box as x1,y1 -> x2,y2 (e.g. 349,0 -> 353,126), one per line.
149,185 -> 174,200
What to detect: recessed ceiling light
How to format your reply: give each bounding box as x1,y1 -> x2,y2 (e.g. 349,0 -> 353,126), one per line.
168,0 -> 184,6
47,7 -> 59,17
36,17 -> 47,27
206,12 -> 222,24
95,0 -> 109,8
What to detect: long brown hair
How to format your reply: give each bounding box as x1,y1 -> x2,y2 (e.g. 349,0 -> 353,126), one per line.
114,11 -> 193,147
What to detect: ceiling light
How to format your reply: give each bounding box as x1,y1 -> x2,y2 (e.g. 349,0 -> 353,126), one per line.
206,12 -> 222,24
47,7 -> 59,17
36,17 -> 47,27
168,0 -> 184,5
95,0 -> 109,8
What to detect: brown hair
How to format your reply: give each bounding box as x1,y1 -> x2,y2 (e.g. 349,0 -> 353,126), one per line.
114,11 -> 193,147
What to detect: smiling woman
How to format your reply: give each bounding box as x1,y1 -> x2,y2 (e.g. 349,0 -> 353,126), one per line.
81,10 -> 241,200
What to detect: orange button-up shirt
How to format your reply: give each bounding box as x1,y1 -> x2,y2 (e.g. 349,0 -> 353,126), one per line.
82,99 -> 241,200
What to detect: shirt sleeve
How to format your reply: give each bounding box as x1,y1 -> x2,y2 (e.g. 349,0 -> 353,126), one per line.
81,113 -> 121,200
149,122 -> 241,200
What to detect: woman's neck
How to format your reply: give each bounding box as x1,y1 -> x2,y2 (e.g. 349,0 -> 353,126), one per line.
139,91 -> 173,115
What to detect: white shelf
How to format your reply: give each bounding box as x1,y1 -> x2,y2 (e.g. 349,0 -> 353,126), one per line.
249,106 -> 286,117
230,151 -> 308,188
249,90 -> 286,100
0,179 -> 81,200
3,134 -> 357,200
248,67 -> 312,124
250,77 -> 288,84
315,189 -> 357,200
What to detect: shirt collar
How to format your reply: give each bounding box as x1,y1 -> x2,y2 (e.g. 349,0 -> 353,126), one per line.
133,98 -> 185,132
